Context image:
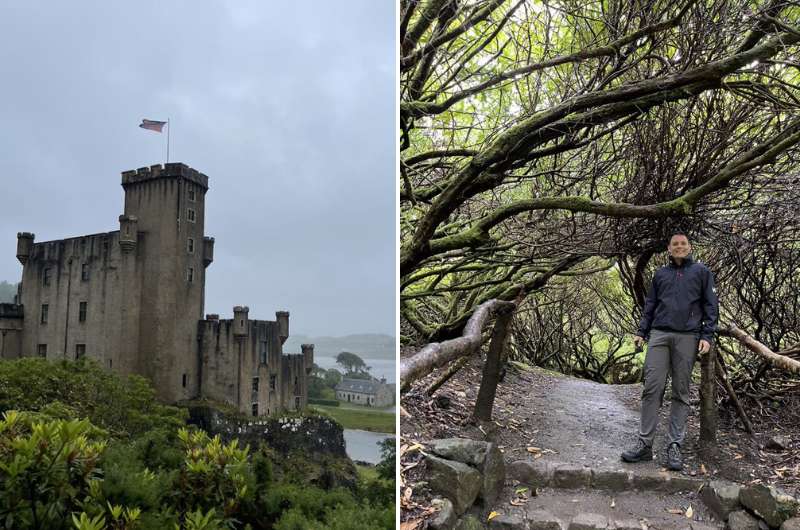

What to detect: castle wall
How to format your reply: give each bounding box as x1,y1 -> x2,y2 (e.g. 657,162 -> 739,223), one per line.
0,304 -> 23,359
17,231 -> 142,374
9,162 -> 311,415
199,316 -> 288,416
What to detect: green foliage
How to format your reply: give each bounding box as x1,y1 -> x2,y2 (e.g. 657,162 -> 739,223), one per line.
0,358 -> 187,438
307,398 -> 339,407
375,437 -> 395,481
334,351 -> 368,375
0,358 -> 393,529
0,411 -> 107,530
173,428 -> 254,521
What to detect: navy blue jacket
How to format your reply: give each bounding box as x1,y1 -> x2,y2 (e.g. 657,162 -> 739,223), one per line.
637,255 -> 719,342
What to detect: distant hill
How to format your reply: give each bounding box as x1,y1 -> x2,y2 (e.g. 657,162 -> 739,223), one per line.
284,333 -> 395,360
0,281 -> 17,303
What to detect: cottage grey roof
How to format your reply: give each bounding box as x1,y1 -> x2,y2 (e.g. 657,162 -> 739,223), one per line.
336,378 -> 384,394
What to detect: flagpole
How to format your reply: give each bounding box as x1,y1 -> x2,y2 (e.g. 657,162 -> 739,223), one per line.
166,119 -> 170,164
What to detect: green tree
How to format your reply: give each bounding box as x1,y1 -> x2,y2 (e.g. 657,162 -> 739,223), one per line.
335,352 -> 369,376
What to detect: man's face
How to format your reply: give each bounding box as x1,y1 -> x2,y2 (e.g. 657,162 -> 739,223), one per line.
668,235 -> 691,259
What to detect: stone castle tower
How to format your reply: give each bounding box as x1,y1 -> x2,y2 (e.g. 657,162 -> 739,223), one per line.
0,163 -> 312,416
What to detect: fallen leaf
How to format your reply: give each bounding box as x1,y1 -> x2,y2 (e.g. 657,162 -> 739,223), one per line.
700,464 -> 707,475
734,454 -> 743,460
686,505 -> 693,519
515,487 -> 529,495
527,447 -> 542,453
487,511 -> 499,521
610,498 -> 616,509
402,487 -> 413,502
510,498 -> 528,506
403,443 -> 423,457
400,520 -> 422,530
667,508 -> 684,515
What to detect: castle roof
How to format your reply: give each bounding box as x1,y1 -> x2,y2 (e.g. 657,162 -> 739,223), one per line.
336,377 -> 385,394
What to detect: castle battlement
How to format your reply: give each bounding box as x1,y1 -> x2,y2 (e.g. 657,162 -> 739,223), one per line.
5,162 -> 311,418
121,162 -> 209,190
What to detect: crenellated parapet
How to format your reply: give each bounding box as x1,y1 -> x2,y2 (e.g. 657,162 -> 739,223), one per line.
121,163 -> 209,190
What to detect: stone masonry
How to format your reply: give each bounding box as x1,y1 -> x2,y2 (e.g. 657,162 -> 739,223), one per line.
0,162 -> 313,416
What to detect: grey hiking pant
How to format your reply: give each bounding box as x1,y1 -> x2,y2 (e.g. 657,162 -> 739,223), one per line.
638,329 -> 698,448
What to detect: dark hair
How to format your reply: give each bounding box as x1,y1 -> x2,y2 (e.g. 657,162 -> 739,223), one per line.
668,231 -> 690,244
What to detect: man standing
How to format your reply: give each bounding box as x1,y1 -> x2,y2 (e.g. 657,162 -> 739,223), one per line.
621,232 -> 718,471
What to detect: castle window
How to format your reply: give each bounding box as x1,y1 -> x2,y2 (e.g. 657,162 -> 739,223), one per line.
79,301 -> 87,322
251,403 -> 258,417
260,341 -> 267,364
187,238 -> 195,253
269,374 -> 276,391
182,373 -> 187,388
40,304 -> 49,324
188,188 -> 196,202
294,376 -> 298,386
102,238 -> 109,252
75,344 -> 86,359
294,397 -> 301,409
108,359 -> 112,369
37,344 -> 47,357
187,267 -> 194,283
187,208 -> 196,223
252,377 -> 259,392
43,268 -> 51,286
81,263 -> 90,281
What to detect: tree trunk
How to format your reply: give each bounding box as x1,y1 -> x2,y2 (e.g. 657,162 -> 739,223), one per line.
472,305 -> 514,422
699,347 -> 717,455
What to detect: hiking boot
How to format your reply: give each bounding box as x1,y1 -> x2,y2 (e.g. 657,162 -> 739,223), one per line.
621,439 -> 653,463
667,442 -> 682,471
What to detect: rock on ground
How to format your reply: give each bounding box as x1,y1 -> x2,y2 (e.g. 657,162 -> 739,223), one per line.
426,454 -> 482,515
727,510 -> 760,530
739,484 -> 800,528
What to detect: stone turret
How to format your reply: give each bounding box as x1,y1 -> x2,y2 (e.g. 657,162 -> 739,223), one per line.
203,237 -> 215,267
276,311 -> 289,344
233,306 -> 249,339
118,215 -> 138,252
301,344 -> 314,374
16,232 -> 34,265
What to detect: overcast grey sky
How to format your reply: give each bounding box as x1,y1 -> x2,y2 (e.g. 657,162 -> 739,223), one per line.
0,2 -> 395,337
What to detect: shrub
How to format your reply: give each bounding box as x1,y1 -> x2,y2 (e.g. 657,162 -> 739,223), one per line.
0,411 -> 107,530
0,358 -> 186,438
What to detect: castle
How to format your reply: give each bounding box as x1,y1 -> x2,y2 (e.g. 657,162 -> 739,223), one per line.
0,163 -> 313,416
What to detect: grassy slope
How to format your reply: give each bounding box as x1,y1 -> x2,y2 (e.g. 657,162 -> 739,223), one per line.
310,404 -> 395,434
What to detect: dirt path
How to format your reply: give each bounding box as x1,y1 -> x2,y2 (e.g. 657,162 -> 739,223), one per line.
401,355 -> 799,528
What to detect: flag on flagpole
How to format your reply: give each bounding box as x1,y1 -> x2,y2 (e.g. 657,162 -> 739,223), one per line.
139,119 -> 167,133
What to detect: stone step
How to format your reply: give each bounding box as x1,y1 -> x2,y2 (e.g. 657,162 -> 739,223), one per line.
481,488 -> 724,530
508,459 -> 704,495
